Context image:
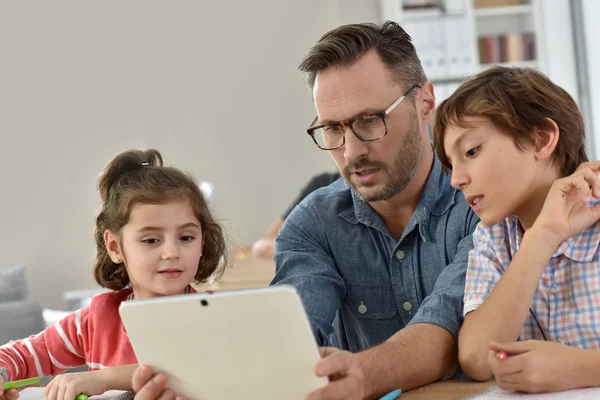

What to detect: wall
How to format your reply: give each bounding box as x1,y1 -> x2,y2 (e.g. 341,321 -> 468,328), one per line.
0,0 -> 380,309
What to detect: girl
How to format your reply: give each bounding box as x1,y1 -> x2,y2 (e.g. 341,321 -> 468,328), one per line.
0,149 -> 228,400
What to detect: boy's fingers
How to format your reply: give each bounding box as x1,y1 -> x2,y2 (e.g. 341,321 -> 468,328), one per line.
579,169 -> 600,197
489,340 -> 532,355
575,161 -> 600,173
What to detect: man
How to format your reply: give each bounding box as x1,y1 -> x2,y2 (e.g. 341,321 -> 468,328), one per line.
251,171 -> 341,258
131,21 -> 478,400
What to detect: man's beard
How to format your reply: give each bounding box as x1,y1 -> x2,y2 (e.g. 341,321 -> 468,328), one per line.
345,115 -> 423,203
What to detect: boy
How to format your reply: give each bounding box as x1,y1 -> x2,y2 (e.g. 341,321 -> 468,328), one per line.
433,66 -> 600,393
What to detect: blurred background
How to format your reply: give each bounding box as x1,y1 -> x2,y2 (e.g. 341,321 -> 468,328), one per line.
0,0 -> 597,310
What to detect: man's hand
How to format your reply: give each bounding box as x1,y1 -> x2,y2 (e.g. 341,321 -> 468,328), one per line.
305,347 -> 368,400
488,340 -> 589,393
533,161 -> 600,246
0,376 -> 19,400
131,366 -> 185,400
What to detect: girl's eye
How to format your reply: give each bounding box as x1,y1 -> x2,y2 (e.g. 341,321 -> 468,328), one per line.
180,236 -> 196,242
466,146 -> 481,158
142,238 -> 160,244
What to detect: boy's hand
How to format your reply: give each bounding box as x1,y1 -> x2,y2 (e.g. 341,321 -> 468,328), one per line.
43,371 -> 108,400
488,340 -> 586,393
0,376 -> 20,400
305,347 -> 367,400
533,161 -> 600,246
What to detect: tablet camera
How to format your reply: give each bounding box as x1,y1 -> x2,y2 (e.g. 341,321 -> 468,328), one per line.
201,299 -> 209,306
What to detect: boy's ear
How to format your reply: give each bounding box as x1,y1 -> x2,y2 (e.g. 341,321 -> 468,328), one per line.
533,118 -> 560,161
104,230 -> 124,263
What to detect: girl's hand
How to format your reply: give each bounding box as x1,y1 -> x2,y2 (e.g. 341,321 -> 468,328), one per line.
43,371 -> 108,400
0,376 -> 21,400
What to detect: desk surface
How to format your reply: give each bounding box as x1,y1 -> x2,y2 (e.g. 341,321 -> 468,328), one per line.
195,253 -> 275,291
402,380 -> 495,399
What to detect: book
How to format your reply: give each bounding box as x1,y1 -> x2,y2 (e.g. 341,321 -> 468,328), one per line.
18,388 -> 132,400
466,385 -> 600,399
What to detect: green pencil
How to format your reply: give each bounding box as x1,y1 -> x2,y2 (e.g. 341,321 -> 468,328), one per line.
3,376 -> 41,390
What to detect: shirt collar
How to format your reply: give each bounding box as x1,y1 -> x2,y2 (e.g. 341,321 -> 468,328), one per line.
127,284 -> 192,300
339,153 -> 456,242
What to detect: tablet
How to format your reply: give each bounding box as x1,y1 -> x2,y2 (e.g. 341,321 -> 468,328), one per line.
119,285 -> 327,399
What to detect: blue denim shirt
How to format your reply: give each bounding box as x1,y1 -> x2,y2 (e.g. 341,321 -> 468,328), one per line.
271,155 -> 479,352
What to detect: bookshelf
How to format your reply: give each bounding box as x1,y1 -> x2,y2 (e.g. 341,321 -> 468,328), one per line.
378,0 -> 571,105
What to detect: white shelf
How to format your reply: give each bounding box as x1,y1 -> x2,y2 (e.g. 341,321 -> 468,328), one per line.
474,4 -> 533,18
480,60 -> 538,70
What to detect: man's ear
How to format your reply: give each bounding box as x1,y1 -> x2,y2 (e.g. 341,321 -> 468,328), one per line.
533,118 -> 560,161
420,81 -> 436,124
104,230 -> 124,264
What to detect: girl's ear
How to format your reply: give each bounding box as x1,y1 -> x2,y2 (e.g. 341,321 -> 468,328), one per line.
533,118 -> 560,161
104,230 -> 124,264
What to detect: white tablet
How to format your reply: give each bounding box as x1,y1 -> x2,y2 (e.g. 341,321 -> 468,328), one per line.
119,285 -> 327,400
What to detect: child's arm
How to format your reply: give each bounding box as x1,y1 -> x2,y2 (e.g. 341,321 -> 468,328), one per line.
460,163 -> 600,381
42,364 -> 138,400
0,308 -> 89,381
458,226 -> 557,381
488,340 -> 600,393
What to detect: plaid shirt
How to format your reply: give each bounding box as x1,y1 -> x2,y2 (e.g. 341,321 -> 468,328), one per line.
464,216 -> 600,348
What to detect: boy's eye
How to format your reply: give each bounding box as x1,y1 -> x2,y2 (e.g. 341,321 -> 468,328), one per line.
180,236 -> 196,242
142,238 -> 160,244
466,146 -> 480,158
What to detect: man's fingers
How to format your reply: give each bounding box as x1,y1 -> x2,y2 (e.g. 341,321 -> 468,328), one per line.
134,372 -> 169,400
319,347 -> 338,358
306,377 -> 359,400
315,351 -> 352,378
132,365 -> 155,393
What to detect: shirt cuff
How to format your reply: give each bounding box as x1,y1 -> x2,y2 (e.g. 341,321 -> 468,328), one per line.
407,294 -> 461,338
463,301 -> 482,317
0,367 -> 8,383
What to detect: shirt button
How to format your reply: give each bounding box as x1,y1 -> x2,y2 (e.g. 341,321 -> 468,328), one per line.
403,302 -> 412,312
396,250 -> 405,261
551,285 -> 559,294
358,302 -> 367,314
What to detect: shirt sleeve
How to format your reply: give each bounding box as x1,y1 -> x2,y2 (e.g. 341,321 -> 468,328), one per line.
0,308 -> 88,380
281,172 -> 340,220
463,224 -> 504,316
407,209 -> 480,338
272,202 -> 346,346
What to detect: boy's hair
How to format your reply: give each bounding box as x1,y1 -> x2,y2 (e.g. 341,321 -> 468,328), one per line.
433,66 -> 587,176
298,21 -> 427,90
93,149 -> 227,291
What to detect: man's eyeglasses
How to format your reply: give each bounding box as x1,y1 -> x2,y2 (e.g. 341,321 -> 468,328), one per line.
306,84 -> 421,150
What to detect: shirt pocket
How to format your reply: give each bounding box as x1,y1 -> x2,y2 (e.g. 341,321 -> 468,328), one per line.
343,283 -> 398,319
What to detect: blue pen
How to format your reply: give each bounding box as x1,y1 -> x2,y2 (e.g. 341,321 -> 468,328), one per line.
378,389 -> 402,400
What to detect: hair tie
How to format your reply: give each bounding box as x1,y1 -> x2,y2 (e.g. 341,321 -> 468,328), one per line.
141,162 -> 150,166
